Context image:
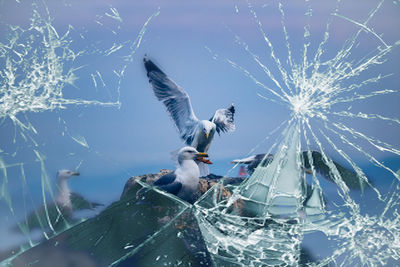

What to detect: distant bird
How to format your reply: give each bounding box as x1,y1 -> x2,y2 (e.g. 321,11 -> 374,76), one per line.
17,170 -> 102,233
144,57 -> 235,176
231,151 -> 367,190
152,147 -> 212,203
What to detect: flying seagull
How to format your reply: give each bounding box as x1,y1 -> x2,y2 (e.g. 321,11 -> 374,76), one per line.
151,146 -> 211,203
17,170 -> 102,233
144,57 -> 235,176
231,151 -> 367,190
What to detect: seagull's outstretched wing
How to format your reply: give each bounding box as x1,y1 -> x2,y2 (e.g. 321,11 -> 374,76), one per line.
70,192 -> 103,211
231,154 -> 274,174
154,172 -> 183,195
210,104 -> 235,135
144,57 -> 199,145
302,151 -> 368,190
231,151 -> 366,190
231,155 -> 258,164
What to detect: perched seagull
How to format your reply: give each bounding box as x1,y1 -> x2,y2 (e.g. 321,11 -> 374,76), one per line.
231,151 -> 367,190
144,57 -> 235,176
17,170 -> 102,233
152,146 -> 211,203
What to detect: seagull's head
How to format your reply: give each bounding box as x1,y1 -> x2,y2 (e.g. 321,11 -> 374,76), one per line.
178,146 -> 212,164
57,169 -> 80,180
201,120 -> 215,139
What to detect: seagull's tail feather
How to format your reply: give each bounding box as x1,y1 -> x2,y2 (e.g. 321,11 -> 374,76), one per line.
198,162 -> 210,177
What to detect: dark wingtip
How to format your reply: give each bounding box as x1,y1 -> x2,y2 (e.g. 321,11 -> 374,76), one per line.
143,55 -> 150,67
143,56 -> 163,75
229,103 -> 235,114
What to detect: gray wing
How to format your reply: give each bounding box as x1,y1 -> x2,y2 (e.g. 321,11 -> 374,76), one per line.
248,154 -> 274,174
70,192 -> 103,211
210,104 -> 235,135
302,151 -> 367,190
231,153 -> 274,174
16,203 -> 72,232
154,172 -> 182,195
231,155 -> 258,164
144,57 -> 199,145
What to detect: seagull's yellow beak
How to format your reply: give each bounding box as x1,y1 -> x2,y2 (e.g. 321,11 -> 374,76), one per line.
196,152 -> 212,164
206,133 -> 209,139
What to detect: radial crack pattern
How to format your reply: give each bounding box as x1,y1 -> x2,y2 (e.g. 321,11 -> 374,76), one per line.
198,0 -> 400,266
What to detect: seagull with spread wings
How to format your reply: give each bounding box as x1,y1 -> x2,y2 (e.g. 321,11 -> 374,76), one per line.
144,57 -> 235,176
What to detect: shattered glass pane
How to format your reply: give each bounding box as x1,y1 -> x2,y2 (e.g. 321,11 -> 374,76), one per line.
1,0 -> 399,266
9,180 -> 210,266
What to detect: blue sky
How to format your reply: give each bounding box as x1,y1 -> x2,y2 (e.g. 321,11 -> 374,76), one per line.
0,0 -> 400,253
0,0 -> 399,192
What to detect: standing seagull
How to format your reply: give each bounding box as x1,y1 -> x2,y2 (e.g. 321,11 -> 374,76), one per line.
17,170 -> 102,233
144,57 -> 235,176
152,146 -> 211,203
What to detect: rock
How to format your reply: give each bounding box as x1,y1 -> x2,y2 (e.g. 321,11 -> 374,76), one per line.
10,178 -> 212,266
9,171 -> 245,266
8,171 -> 321,266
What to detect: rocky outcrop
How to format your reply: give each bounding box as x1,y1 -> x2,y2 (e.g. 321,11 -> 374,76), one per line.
10,170 -> 218,267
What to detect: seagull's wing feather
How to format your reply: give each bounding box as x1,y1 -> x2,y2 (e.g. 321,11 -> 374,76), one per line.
70,192 -> 103,211
210,104 -> 235,135
154,173 -> 182,195
231,155 -> 257,164
302,151 -> 367,190
158,182 -> 183,195
154,172 -> 177,186
144,57 -> 199,145
249,154 -> 274,173
231,153 -> 274,174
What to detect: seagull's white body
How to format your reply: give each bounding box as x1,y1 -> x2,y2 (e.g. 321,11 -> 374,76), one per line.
191,120 -> 216,153
55,169 -> 79,210
174,157 -> 200,201
144,57 -> 235,176
56,177 -> 72,210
